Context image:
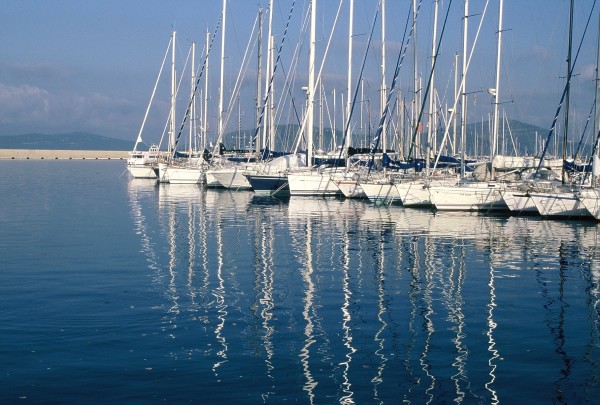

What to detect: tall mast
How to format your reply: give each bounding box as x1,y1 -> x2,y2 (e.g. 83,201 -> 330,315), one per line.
426,0 -> 439,175
307,0 -> 316,166
453,53 -> 458,156
412,0 -> 418,158
491,0 -> 504,177
269,34 -> 276,150
204,29 -> 209,150
562,0 -> 574,184
346,0 -> 353,150
381,0 -> 387,154
170,31 -> 177,153
460,0 -> 469,178
218,0 -> 226,146
190,41 -> 196,155
593,5 -> 600,187
262,1 -> 274,151
256,6 -> 263,153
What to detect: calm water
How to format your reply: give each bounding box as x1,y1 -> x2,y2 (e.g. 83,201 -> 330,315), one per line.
1,160 -> 600,404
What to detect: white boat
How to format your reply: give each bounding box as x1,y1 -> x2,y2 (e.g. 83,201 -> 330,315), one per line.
361,175 -> 402,204
500,177 -> 558,215
429,181 -> 509,212
335,176 -> 366,199
395,176 -> 456,207
244,153 -> 307,196
207,164 -> 254,190
501,188 -> 537,214
529,187 -> 592,219
127,145 -> 161,179
126,32 -> 176,179
577,188 -> 600,220
157,158 -> 205,184
287,169 -> 342,197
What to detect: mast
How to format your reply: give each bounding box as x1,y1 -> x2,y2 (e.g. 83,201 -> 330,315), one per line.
412,0 -> 419,158
426,0 -> 439,175
453,53 -> 458,156
256,6 -> 263,153
381,0 -> 387,154
490,0 -> 504,178
593,6 -> 600,187
170,31 -> 177,153
307,0 -> 316,166
562,0 -> 574,184
262,1 -> 274,151
190,41 -> 196,155
218,0 -> 226,148
460,0 -> 469,178
346,0 -> 353,151
269,34 -> 276,151
204,29 -> 209,150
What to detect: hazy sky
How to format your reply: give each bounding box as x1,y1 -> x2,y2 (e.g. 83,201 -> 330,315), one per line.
0,0 -> 598,147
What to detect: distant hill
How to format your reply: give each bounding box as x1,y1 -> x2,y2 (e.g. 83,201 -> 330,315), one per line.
2,120 -> 567,156
0,132 -> 134,151
464,120 -> 551,157
222,120 -> 555,157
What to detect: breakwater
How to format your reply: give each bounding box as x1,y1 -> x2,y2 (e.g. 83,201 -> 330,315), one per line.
0,149 -> 128,160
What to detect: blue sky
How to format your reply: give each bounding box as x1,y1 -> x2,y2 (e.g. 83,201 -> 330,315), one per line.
0,0 -> 597,147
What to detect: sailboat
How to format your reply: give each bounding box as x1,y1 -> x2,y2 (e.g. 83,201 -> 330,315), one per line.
158,39 -> 208,185
127,145 -> 162,179
205,0 -> 270,191
126,33 -> 175,179
524,0 -> 595,219
428,0 -> 509,212
286,0 -> 344,197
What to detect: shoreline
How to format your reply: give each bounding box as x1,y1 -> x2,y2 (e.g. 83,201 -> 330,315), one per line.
0,149 -> 128,160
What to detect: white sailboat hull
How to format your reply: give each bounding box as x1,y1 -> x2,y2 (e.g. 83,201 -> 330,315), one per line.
335,180 -> 365,198
208,167 -> 253,190
287,171 -> 341,197
429,182 -> 508,212
578,189 -> 600,220
157,162 -> 204,184
529,191 -> 591,219
501,190 -> 538,214
361,181 -> 401,204
127,165 -> 157,179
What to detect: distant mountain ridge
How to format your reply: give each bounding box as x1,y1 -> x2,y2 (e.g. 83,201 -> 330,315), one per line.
0,132 -> 134,151
1,120 -> 560,156
222,119 -> 553,157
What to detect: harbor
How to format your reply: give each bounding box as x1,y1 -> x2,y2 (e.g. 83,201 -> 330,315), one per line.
2,160 -> 600,403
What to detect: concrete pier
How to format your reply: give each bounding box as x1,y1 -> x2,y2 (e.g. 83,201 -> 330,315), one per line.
0,149 -> 128,160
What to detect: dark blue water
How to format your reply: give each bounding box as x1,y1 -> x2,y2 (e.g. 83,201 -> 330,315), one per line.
1,160 -> 600,404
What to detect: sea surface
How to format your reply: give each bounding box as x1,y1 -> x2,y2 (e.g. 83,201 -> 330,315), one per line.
1,160 -> 600,404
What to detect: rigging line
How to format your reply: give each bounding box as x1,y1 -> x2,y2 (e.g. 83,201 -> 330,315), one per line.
432,0 -> 491,172
133,35 -> 173,152
582,129 -> 600,185
534,0 -> 598,177
366,0 -> 423,176
573,98 -> 596,161
333,0 -> 382,168
277,54 -> 304,131
274,2 -> 309,149
171,13 -> 223,157
278,6 -> 312,149
221,12 -> 261,142
272,6 -> 313,141
292,0 -> 347,155
251,0 -> 297,155
407,0 -> 453,160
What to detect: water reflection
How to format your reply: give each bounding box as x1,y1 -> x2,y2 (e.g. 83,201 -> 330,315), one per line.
126,184 -> 600,403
